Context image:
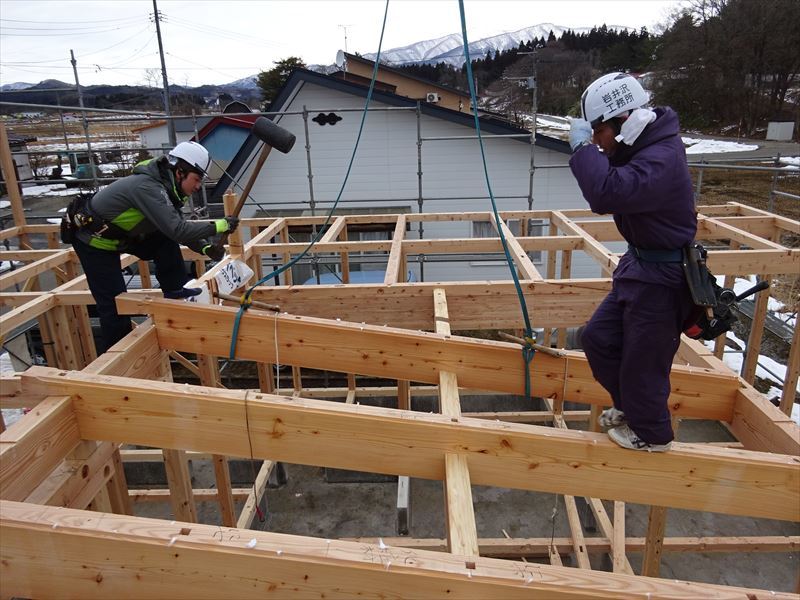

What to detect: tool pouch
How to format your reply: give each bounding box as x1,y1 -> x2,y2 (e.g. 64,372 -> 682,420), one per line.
681,243 -> 717,307
59,194 -> 87,244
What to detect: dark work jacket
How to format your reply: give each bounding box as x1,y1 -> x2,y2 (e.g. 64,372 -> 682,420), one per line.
568,107 -> 696,287
75,156 -> 215,253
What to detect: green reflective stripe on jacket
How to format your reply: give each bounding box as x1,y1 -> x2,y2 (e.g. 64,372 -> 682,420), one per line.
110,207 -> 145,231
88,236 -> 120,251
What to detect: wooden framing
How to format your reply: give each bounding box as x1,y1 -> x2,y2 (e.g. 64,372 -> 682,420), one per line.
1,199 -> 799,597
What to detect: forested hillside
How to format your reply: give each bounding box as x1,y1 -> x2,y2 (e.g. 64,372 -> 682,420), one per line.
396,0 -> 799,136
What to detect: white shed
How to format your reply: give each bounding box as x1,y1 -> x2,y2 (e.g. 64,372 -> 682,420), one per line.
212,69 -> 599,280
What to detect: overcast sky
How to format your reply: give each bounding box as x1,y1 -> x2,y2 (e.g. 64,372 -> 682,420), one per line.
0,0 -> 685,88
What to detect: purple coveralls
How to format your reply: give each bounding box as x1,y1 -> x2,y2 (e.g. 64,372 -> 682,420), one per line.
569,107 -> 697,445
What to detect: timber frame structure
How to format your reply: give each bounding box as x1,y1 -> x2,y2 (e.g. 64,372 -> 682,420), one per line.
1,130 -> 800,596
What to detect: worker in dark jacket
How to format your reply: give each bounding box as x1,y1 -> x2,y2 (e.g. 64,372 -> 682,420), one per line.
568,72 -> 697,452
71,141 -> 238,352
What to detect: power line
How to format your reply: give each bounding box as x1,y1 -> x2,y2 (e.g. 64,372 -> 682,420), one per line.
0,16 -> 146,25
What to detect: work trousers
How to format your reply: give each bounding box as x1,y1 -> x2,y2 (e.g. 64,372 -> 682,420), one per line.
580,278 -> 694,445
73,232 -> 189,352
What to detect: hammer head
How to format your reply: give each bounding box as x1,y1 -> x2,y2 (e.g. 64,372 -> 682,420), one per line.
251,117 -> 296,154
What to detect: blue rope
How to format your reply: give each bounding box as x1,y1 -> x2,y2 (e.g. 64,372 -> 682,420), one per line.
228,0 -> 391,361
457,0 -> 536,398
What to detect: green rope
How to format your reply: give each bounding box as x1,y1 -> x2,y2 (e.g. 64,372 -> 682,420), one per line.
457,0 -> 537,399
228,0 -> 391,361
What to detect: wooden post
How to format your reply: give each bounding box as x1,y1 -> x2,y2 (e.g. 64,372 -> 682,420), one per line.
780,321 -> 799,417
641,505 -> 668,577
0,122 -> 29,248
223,190 -> 243,258
612,501 -> 627,573
197,354 -> 236,527
741,274 -> 771,383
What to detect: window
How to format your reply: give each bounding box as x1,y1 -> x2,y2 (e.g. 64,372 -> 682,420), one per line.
471,218 -> 545,264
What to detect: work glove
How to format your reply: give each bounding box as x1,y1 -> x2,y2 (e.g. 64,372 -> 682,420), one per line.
569,118 -> 593,152
202,243 -> 225,262
214,216 -> 239,234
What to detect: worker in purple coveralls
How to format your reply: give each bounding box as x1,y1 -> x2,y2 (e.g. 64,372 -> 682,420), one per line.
567,72 -> 697,452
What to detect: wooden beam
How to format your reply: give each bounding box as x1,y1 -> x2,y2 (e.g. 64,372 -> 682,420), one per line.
729,386 -> 800,455
248,279 -> 608,330
3,501 -> 795,600
435,288 -> 479,558
0,396 -> 81,501
236,460 -> 276,530
130,488 -> 251,503
0,250 -> 74,291
319,215 -> 347,244
354,535 -> 800,556
491,217 -> 543,281
114,294 -> 741,420
20,367 -> 800,522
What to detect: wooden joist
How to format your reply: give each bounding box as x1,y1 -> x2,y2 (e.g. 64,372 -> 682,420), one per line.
114,294 -> 741,420
2,500 -> 796,600
18,367 -> 800,522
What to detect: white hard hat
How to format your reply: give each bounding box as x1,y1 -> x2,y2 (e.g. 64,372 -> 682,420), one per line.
168,141 -> 211,177
580,72 -> 649,127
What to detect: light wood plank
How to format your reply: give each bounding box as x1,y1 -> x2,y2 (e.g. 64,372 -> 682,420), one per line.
115,294 -> 741,421
20,367 -> 800,522
0,396 -> 81,501
4,500 -> 794,600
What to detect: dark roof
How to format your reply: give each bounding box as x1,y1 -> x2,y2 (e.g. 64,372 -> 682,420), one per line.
209,68 -> 569,203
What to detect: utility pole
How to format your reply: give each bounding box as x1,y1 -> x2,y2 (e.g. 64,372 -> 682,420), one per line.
70,49 -> 98,189
152,0 -> 176,147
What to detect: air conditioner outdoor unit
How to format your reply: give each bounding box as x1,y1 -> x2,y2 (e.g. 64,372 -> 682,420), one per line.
425,92 -> 440,103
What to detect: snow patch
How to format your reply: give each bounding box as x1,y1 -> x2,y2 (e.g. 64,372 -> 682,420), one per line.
682,137 -> 759,154
0,352 -> 25,429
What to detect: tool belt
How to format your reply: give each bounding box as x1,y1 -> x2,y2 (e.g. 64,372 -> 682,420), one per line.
60,194 -> 128,244
628,244 -> 683,263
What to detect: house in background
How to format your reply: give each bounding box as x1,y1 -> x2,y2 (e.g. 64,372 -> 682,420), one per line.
131,117 -> 213,155
195,114 -> 259,182
209,67 -> 596,282
334,51 -> 473,113
130,102 -> 256,180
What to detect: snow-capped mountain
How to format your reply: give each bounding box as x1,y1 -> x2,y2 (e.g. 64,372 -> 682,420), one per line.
0,82 -> 34,92
362,23 -> 631,66
220,22 -> 631,89
224,75 -> 258,90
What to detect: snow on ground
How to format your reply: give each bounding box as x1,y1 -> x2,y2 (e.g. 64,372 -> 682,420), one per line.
0,352 -> 24,429
682,137 -> 759,154
778,156 -> 799,170
22,183 -> 76,198
702,276 -> 799,421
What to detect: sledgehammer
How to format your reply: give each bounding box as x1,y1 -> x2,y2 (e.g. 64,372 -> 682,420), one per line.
216,117 -> 296,250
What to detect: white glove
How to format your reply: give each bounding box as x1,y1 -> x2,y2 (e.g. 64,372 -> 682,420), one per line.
569,118 -> 593,152
616,108 -> 656,145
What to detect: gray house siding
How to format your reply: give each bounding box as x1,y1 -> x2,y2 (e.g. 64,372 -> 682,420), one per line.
236,79 -> 604,281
